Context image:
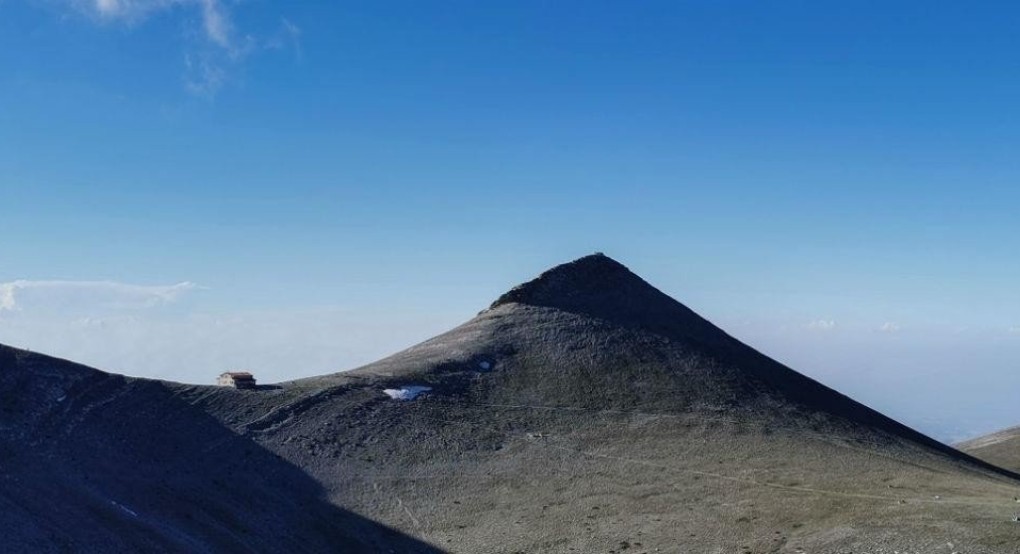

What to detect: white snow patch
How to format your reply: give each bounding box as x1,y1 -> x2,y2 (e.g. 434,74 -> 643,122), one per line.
382,386 -> 432,401
479,361 -> 491,370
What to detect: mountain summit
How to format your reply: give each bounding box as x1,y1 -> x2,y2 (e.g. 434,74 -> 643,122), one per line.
491,252 -> 648,310
4,254 -> 1020,553
489,253 -> 729,346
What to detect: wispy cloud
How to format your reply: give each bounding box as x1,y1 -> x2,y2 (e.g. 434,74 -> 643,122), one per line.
85,0 -> 235,48
183,52 -> 229,97
73,0 -> 242,95
265,17 -> 302,60
0,279 -> 198,313
878,322 -> 901,333
1009,326 -> 1020,336
807,319 -> 837,331
63,0 -> 299,96
197,0 -> 231,49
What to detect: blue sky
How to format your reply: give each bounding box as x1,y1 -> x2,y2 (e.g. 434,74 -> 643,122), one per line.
2,1 -> 1019,441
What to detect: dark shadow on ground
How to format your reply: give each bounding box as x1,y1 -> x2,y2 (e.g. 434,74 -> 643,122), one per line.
0,346 -> 444,553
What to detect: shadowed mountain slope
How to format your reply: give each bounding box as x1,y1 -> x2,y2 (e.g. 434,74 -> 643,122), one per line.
0,345 -> 440,553
5,254 -> 1020,553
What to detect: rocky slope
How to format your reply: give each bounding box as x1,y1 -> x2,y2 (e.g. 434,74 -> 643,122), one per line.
959,427 -> 1020,473
4,254 -> 1020,553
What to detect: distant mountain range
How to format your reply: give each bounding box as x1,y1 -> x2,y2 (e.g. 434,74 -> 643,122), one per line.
3,254 -> 1019,552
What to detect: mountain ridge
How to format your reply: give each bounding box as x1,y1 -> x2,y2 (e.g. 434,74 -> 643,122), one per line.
958,425 -> 1020,473
328,255 -> 1016,482
5,254 -> 1020,552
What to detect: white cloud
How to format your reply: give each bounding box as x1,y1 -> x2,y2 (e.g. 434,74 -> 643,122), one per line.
197,0 -> 230,48
807,319 -> 836,331
0,286 -> 15,312
94,0 -> 122,15
878,322 -> 901,333
64,0 -> 283,95
1009,326 -> 1020,336
83,0 -> 235,49
0,279 -> 198,313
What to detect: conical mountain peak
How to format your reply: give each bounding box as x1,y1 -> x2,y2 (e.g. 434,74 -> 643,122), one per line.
490,253 -> 638,309
489,253 -> 729,346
